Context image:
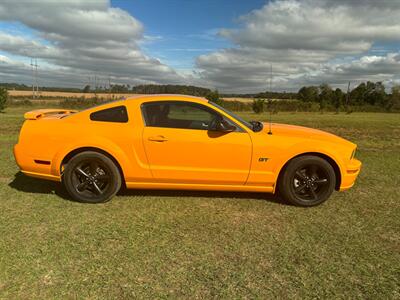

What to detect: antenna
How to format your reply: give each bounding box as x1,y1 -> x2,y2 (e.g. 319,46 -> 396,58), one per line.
267,63 -> 273,135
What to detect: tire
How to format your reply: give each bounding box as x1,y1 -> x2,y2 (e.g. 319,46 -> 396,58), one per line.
62,151 -> 122,203
278,155 -> 336,207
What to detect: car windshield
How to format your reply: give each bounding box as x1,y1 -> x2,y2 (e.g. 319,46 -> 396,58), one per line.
208,101 -> 253,130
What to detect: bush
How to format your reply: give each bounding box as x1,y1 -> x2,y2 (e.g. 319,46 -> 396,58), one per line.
59,97 -> 104,109
0,88 -> 8,112
252,99 -> 265,114
8,99 -> 33,106
220,100 -> 251,112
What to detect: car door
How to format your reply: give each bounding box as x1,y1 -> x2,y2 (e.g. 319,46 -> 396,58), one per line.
141,101 -> 252,185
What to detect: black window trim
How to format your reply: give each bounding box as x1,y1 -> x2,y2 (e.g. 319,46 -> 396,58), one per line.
140,100 -> 245,132
90,105 -> 129,123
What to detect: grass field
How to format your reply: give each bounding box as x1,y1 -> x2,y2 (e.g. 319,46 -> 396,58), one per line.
0,107 -> 399,298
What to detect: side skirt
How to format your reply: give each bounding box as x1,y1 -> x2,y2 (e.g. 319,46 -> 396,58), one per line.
125,181 -> 275,193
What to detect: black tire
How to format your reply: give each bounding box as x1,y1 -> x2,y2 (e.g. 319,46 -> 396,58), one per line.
62,151 -> 121,203
278,155 -> 336,207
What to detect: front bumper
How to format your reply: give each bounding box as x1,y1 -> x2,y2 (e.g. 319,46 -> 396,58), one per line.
340,158 -> 362,191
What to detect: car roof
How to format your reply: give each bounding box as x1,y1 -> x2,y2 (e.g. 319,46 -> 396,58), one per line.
125,94 -> 208,103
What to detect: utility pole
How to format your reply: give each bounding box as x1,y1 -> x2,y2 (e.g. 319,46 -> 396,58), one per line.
35,58 -> 38,97
30,58 -> 39,99
346,81 -> 351,108
108,75 -> 111,99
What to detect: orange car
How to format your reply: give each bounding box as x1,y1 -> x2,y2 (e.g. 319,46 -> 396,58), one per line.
13,94 -> 361,206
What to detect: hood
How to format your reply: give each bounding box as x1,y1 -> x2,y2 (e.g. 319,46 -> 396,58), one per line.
262,122 -> 353,145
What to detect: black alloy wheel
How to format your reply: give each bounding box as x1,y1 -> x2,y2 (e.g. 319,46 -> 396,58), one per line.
292,164 -> 329,201
63,151 -> 121,203
279,155 -> 336,206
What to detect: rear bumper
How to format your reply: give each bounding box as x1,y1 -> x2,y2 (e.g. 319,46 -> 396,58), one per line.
339,158 -> 361,191
13,144 -> 61,182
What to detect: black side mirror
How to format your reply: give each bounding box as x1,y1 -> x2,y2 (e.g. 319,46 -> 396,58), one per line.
216,119 -> 236,132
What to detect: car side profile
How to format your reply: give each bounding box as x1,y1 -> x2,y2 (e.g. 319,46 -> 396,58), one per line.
13,94 -> 361,206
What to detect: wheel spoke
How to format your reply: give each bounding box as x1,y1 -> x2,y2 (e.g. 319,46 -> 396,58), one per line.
309,188 -> 318,200
96,174 -> 110,180
295,183 -> 307,192
315,178 -> 328,185
295,170 -> 306,180
75,167 -> 89,178
90,161 -> 98,174
92,182 -> 103,195
76,181 -> 89,192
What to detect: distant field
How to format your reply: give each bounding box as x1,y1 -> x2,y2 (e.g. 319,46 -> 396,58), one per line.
0,107 -> 399,298
8,90 -> 276,102
8,90 -> 143,100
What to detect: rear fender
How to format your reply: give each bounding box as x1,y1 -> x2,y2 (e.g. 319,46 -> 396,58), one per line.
51,137 -> 132,179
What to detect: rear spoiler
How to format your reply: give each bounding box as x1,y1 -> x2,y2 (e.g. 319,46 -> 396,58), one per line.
24,109 -> 77,120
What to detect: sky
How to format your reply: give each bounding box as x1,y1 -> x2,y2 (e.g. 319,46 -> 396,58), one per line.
0,0 -> 399,93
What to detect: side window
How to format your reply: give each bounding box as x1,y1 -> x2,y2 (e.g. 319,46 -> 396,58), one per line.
90,106 -> 128,123
142,101 -> 228,130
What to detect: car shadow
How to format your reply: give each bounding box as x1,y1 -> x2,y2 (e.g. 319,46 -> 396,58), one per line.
8,172 -> 72,201
118,188 -> 284,204
8,172 -> 286,205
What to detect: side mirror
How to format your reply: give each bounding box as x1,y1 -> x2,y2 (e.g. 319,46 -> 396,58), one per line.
216,119 -> 236,132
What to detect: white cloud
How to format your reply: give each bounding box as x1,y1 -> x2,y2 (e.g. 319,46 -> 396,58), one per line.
0,0 -> 184,87
196,0 -> 400,92
1,0 -> 400,92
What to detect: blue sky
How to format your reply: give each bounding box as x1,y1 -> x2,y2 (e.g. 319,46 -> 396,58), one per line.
0,0 -> 399,92
113,0 -> 265,70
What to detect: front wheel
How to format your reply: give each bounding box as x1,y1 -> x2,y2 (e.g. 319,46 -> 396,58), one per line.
278,155 -> 336,206
62,151 -> 122,203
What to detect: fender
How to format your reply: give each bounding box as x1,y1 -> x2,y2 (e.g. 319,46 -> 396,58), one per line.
270,141 -> 346,192
51,136 -> 134,179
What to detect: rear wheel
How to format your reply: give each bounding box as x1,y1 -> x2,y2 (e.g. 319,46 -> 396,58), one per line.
278,155 -> 336,206
62,151 -> 121,203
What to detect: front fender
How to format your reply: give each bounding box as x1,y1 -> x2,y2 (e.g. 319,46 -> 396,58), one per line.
270,141 -> 347,191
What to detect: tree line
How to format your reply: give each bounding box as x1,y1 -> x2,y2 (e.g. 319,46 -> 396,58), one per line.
2,81 -> 400,112
297,82 -> 400,112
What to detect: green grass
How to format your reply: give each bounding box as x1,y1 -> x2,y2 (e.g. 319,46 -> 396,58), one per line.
0,107 -> 399,298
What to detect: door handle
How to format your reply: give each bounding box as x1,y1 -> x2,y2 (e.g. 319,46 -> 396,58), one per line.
148,135 -> 168,142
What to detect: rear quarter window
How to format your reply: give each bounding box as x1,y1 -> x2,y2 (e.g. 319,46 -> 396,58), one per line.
90,106 -> 128,123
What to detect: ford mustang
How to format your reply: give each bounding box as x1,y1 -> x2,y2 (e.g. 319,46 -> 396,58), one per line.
13,94 -> 361,206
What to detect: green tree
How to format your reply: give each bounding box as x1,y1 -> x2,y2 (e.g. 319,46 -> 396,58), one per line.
252,99 -> 265,114
206,89 -> 222,105
82,85 -> 91,93
298,86 -> 319,102
318,84 -> 333,112
387,85 -> 400,112
350,81 -> 387,107
332,88 -> 344,113
0,87 -> 8,112
350,82 -> 367,105
365,81 -> 387,106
